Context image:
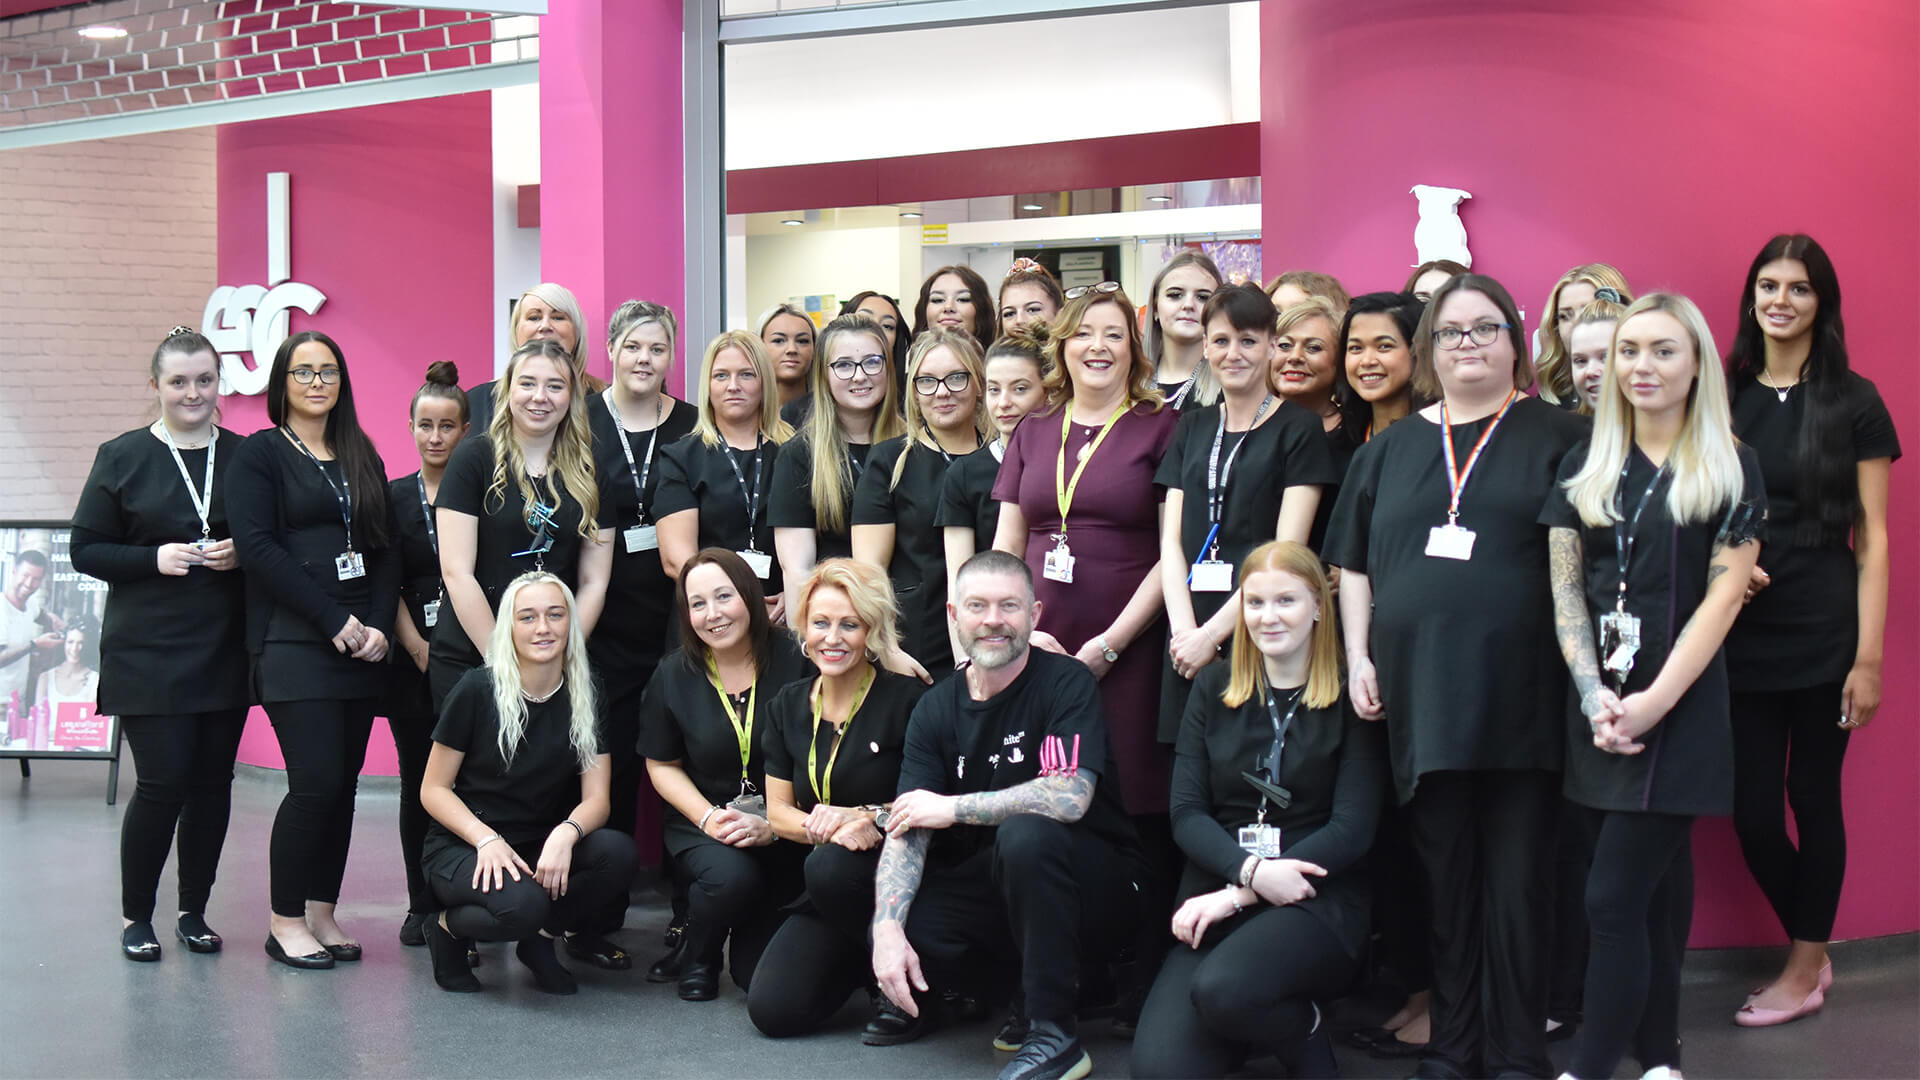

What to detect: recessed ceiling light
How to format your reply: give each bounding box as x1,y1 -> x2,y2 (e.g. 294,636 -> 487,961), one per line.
899,211 -> 922,219
780,218 -> 803,227
1147,194 -> 1173,203
1021,203 -> 1043,212
78,24 -> 128,39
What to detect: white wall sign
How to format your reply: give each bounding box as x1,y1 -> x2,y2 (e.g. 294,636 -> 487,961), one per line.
202,172 -> 327,396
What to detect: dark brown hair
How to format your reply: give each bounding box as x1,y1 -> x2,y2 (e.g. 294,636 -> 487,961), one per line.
673,547 -> 774,674
265,330 -> 390,547
913,265 -> 996,345
411,360 -> 469,424
1411,273 -> 1533,401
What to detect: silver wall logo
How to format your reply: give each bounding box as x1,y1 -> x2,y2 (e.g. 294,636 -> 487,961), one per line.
202,172 -> 327,396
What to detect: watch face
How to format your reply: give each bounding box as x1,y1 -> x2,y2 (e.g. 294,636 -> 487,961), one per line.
874,808 -> 891,831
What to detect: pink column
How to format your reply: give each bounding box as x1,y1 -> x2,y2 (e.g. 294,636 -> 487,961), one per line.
1259,0 -> 1918,944
538,0 -> 687,385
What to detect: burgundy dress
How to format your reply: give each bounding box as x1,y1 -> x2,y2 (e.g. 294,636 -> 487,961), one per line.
994,402 -> 1179,813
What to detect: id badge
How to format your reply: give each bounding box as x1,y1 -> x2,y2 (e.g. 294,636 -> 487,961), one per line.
624,525 -> 658,554
1238,824 -> 1281,860
1190,559 -> 1233,593
739,548 -> 773,579
1600,610 -> 1641,677
1042,544 -> 1075,584
422,599 -> 440,628
730,792 -> 768,818
335,551 -> 366,580
1425,523 -> 1476,561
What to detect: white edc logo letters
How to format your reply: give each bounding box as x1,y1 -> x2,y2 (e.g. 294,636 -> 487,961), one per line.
202,172 -> 326,396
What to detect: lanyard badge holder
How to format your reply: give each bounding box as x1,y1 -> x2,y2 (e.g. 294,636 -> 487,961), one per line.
1599,460 -> 1666,687
1238,688 -> 1300,859
414,478 -> 442,627
605,390 -> 662,555
724,438 -> 773,579
512,493 -> 559,572
285,429 -> 364,580
1047,405 -> 1128,584
159,423 -> 218,549
1426,391 -> 1517,562
708,656 -> 766,816
1190,397 -> 1271,593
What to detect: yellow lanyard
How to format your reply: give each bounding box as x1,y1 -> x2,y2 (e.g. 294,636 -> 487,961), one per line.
704,652 -> 757,783
806,668 -> 875,807
1054,404 -> 1129,542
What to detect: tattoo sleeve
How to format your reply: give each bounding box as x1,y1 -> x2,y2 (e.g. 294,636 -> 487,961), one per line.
872,828 -> 930,928
952,773 -> 1094,826
1549,527 -> 1607,718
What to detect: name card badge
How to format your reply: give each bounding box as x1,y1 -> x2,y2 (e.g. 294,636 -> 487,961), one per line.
1190,559 -> 1233,593
1425,523 -> 1476,561
624,524 -> 658,554
739,548 -> 773,580
1238,823 -> 1281,859
334,551 -> 366,580
422,599 -> 440,628
1042,544 -> 1075,584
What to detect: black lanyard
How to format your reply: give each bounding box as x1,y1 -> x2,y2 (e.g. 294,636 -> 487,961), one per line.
414,473 -> 437,556
1255,687 -> 1303,817
605,390 -> 663,525
722,436 -> 764,550
921,422 -> 981,465
1206,396 -> 1272,526
284,428 -> 353,552
1611,456 -> 1668,613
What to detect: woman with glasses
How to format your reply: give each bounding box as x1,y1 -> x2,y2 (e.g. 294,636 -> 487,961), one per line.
912,265 -> 996,346
1324,274 -> 1588,1078
1133,541 -> 1387,1079
1536,265 -> 1633,411
1145,252 -> 1225,410
656,331 -> 795,622
840,291 -> 912,393
996,258 -> 1063,335
467,282 -> 600,428
640,549 -> 811,1001
226,330 -> 396,970
772,314 -> 905,620
852,330 -> 990,683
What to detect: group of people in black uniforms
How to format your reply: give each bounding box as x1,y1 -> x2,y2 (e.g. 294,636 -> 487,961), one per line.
77,232 -> 1897,1080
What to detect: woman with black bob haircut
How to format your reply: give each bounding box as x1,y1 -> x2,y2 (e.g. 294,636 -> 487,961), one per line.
418,571 -> 634,994
226,329 -> 396,970
1335,291 -> 1433,446
911,264 -> 996,346
1723,234 -> 1899,1024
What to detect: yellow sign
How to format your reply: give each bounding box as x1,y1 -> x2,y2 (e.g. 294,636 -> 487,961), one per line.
921,224 -> 949,245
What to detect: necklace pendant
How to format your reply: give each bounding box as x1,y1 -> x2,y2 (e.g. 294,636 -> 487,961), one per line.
1775,387 -> 1791,403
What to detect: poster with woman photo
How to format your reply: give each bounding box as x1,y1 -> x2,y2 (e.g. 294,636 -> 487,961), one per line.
2,526 -> 114,754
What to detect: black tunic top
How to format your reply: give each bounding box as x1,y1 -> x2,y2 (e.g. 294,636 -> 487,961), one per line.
1170,665 -> 1388,956
431,434 -> 611,672
852,436 -> 965,680
763,669 -> 926,811
421,667 -> 601,875
1725,372 -> 1901,690
1323,397 -> 1589,803
895,651 -> 1139,865
587,397 -> 699,704
225,429 -> 397,703
637,634 -> 813,854
767,431 -> 872,561
1308,424 -> 1359,555
384,471 -> 441,719
1541,442 -> 1767,814
69,427 -> 250,716
653,432 -> 784,594
1154,400 -> 1341,741
935,444 -> 1005,558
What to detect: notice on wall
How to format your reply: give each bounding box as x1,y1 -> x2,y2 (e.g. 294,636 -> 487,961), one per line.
1,527 -> 115,755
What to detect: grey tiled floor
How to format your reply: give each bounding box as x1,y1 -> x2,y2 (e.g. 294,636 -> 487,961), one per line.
3,761 -> 1915,1078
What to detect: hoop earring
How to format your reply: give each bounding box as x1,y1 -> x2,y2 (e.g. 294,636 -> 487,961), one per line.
799,642 -> 811,659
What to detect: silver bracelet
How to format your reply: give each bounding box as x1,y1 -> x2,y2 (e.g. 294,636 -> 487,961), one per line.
698,805 -> 722,833
475,834 -> 502,852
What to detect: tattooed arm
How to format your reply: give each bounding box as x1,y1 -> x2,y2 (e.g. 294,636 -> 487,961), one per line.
871,828 -> 932,1016
885,773 -> 1095,834
1548,527 -> 1616,724
1608,533 -> 1761,747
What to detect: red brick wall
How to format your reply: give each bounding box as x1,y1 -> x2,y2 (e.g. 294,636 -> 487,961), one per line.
0,128 -> 218,520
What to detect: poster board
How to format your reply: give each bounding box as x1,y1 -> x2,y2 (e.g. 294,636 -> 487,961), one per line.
1,524 -> 123,802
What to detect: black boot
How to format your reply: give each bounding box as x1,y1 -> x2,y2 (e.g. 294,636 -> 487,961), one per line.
424,916 -> 481,993
517,935 -> 579,995
648,932 -> 690,982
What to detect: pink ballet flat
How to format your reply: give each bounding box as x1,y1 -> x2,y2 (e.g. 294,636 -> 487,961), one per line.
1745,959 -> 1832,1003
1734,984 -> 1824,1027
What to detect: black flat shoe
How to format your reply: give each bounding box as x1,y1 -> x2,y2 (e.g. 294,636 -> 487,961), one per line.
175,914 -> 222,954
646,936 -> 689,983
563,933 -> 632,971
517,937 -> 579,995
122,922 -> 162,962
662,914 -> 686,949
677,960 -> 719,1001
321,941 -> 362,962
399,912 -> 428,948
424,917 -> 481,993
264,934 -> 334,970
863,986 -> 930,1046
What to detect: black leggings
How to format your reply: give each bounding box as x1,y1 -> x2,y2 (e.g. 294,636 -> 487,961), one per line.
1132,903 -> 1356,1079
748,843 -> 880,1037
429,829 -> 637,941
118,710 -> 249,923
1549,799 -> 1598,1023
265,698 -> 375,918
389,709 -> 435,915
1731,682 -> 1849,942
676,836 -> 806,992
1569,811 -> 1693,1080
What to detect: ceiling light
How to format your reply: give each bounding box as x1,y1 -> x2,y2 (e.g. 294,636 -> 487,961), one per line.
1021,203 -> 1044,212
899,211 -> 922,219
78,24 -> 128,39
780,218 -> 803,227
1147,194 -> 1173,203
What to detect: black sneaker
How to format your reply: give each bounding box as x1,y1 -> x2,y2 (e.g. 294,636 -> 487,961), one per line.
993,1003 -> 1030,1052
863,986 -> 930,1046
996,1019 -> 1090,1080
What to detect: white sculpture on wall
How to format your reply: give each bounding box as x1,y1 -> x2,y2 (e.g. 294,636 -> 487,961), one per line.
202,172 -> 327,396
1411,184 -> 1473,268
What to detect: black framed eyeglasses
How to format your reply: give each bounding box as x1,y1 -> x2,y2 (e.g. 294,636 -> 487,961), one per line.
1063,281 -> 1121,301
1432,322 -> 1511,349
289,367 -> 342,385
913,371 -> 972,395
828,355 -> 888,379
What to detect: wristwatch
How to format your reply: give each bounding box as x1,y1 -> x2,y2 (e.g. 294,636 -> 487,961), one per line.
871,805 -> 892,831
1094,635 -> 1120,663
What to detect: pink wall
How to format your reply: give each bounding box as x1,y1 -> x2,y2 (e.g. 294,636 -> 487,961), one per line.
1259,0 -> 1918,944
216,93 -> 494,775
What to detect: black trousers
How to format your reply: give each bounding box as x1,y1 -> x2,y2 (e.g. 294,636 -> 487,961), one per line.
1731,682 -> 1849,942
1407,769 -> 1558,1079
1132,903 -> 1356,1079
1568,811 -> 1693,1080
264,698 -> 376,918
1548,799 -> 1597,1023
1369,800 -> 1433,994
429,829 -> 637,941
676,835 -> 807,992
904,815 -> 1142,1026
586,680 -> 652,935
388,708 -> 435,915
118,710 -> 249,923
748,843 -> 880,1037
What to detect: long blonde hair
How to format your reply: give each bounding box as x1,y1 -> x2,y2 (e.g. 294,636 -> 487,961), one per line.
806,315 -> 905,531
893,329 -> 990,490
1222,541 -> 1341,710
487,339 -> 601,541
694,331 -> 793,449
1536,264 -> 1631,406
1563,293 -> 1745,527
484,572 -> 599,771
